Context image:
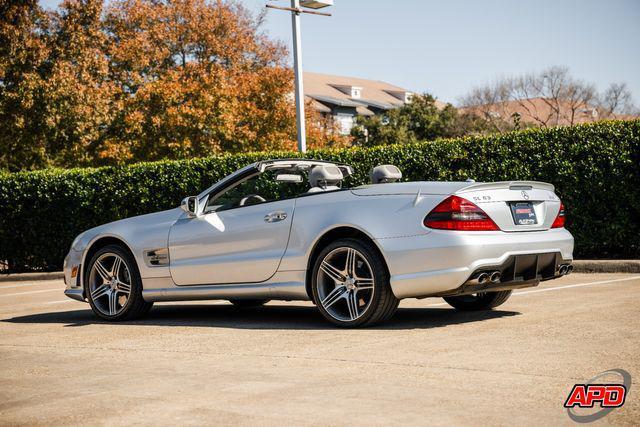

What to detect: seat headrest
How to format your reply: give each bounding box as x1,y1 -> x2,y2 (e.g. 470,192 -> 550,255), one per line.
309,165 -> 343,189
370,165 -> 402,184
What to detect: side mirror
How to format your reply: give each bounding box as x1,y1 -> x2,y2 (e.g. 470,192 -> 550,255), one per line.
180,196 -> 199,217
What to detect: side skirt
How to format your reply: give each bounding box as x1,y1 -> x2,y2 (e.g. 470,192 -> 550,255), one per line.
141,271 -> 309,302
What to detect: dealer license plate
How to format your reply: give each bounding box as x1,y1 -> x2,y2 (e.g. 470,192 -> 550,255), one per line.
510,202 -> 537,225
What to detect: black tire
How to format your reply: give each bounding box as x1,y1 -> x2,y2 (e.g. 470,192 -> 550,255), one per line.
85,244 -> 153,321
443,290 -> 512,311
229,299 -> 270,308
311,238 -> 399,327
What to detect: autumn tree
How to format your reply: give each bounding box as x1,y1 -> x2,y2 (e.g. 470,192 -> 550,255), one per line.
0,0 -> 118,170
304,101 -> 352,150
43,0 -> 118,167
0,0 -> 51,171
101,0 -> 297,163
2,0 -> 348,171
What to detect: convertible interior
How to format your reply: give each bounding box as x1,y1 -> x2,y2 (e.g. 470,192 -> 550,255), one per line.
204,163 -> 402,213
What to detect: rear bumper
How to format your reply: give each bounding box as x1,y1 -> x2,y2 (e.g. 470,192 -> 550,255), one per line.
377,227 -> 574,299
434,252 -> 571,297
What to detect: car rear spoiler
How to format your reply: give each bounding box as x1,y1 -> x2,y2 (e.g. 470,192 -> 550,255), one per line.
456,181 -> 555,194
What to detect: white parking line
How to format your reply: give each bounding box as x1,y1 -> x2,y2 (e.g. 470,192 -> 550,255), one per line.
0,289 -> 60,298
514,275 -> 640,296
43,300 -> 74,305
0,299 -> 76,315
423,275 -> 640,307
0,282 -> 62,290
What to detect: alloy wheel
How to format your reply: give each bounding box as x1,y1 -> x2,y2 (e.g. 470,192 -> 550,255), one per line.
316,247 -> 375,322
88,253 -> 132,316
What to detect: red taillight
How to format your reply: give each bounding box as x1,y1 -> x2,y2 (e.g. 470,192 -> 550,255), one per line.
424,195 -> 499,231
551,202 -> 565,228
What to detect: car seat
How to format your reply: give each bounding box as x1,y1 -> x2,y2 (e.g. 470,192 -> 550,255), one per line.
307,165 -> 344,193
370,165 -> 402,184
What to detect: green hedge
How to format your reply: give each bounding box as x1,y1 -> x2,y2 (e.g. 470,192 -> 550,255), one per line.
1,120 -> 638,272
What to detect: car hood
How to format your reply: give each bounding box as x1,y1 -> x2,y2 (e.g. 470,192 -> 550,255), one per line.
97,207 -> 184,230
72,207 -> 183,252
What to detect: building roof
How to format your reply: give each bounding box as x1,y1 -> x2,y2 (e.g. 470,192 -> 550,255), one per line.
308,94 -> 362,108
353,98 -> 397,111
303,71 -> 443,112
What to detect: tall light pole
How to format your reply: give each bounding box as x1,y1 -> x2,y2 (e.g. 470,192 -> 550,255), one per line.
291,0 -> 306,153
266,1 -> 333,153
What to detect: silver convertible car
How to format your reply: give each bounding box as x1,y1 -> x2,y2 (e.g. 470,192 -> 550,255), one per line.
63,159 -> 574,327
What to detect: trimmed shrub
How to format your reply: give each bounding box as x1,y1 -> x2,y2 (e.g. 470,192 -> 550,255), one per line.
1,120 -> 638,272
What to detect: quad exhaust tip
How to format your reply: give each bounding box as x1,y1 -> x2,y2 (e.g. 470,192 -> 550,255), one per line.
468,270 -> 502,286
558,264 -> 573,276
477,272 -> 489,284
490,271 -> 501,283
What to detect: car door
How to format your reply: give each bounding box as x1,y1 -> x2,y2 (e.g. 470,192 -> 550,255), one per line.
167,170 -> 301,286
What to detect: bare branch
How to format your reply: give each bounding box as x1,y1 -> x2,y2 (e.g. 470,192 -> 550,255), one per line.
459,65 -> 636,128
597,83 -> 635,119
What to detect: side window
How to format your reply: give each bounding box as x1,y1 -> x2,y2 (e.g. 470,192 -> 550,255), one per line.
205,170 -> 307,213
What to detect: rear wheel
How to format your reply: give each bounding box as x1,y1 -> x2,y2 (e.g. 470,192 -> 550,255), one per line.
311,238 -> 398,327
443,290 -> 512,311
85,244 -> 152,321
229,299 -> 269,308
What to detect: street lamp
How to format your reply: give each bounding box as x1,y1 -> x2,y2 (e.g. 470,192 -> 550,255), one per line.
266,0 -> 333,153
299,0 -> 334,8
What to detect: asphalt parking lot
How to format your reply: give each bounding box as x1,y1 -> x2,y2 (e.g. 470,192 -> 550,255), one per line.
1,273 -> 638,426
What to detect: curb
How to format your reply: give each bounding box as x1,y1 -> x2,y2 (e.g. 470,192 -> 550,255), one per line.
0,272 -> 64,282
572,260 -> 640,274
1,260 -> 639,282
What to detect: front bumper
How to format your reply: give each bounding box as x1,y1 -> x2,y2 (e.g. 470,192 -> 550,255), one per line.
63,249 -> 85,302
377,227 -> 574,299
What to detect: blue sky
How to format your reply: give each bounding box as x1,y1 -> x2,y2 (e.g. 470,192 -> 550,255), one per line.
40,0 -> 640,105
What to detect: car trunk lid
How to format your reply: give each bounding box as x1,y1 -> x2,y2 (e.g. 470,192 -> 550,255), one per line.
455,181 -> 561,232
351,181 -> 473,196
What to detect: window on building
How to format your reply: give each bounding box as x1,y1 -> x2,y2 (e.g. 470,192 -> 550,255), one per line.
335,113 -> 355,135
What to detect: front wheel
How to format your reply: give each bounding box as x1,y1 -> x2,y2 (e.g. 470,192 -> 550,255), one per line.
85,244 -> 153,321
443,290 -> 512,311
311,238 -> 399,327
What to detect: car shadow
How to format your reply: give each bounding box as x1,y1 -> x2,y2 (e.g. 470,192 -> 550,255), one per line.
4,303 -> 520,330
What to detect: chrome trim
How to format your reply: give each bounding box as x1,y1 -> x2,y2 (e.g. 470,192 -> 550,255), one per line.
264,211 -> 288,223
144,248 -> 170,267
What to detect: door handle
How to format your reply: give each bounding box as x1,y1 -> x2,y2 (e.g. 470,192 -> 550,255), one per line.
264,211 -> 287,223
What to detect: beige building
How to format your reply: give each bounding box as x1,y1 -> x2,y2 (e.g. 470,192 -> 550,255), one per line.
304,72 -> 436,134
